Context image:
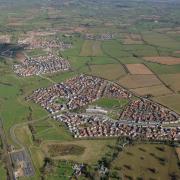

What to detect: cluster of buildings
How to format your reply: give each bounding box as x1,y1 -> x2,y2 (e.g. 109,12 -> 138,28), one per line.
28,74 -> 180,141
18,31 -> 72,51
85,33 -> 114,40
120,99 -> 179,123
13,53 -> 70,76
54,113 -> 180,141
27,74 -> 131,113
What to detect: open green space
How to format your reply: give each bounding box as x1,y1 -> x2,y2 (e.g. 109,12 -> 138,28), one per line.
111,143 -> 180,180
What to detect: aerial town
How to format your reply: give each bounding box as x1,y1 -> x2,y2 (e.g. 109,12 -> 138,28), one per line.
27,74 -> 180,141
1,1 -> 180,180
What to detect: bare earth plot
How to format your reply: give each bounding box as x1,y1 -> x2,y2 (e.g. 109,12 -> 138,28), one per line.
131,85 -> 172,97
143,57 -> 180,65
126,64 -> 153,75
41,139 -> 116,164
89,64 -> 126,80
153,94 -> 180,113
175,51 -> 180,54
118,74 -> 162,89
159,73 -> 180,92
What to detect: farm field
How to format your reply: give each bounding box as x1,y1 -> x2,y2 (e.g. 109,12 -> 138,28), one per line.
159,73 -> 180,92
41,139 -> 116,164
80,40 -> 103,56
153,94 -> 180,113
89,64 -> 126,80
123,33 -> 143,45
131,85 -> 172,97
126,63 -> 153,75
141,32 -> 180,49
118,74 -> 162,89
143,56 -> 180,65
111,144 -> 180,180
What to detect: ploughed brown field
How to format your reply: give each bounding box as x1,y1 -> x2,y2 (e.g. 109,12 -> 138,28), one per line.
126,64 -> 153,75
143,56 -> 180,65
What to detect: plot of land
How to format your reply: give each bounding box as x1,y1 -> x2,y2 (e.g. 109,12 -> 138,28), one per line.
153,94 -> 180,113
89,64 -> 126,80
118,74 -> 162,89
142,32 -> 180,49
143,56 -> 180,65
41,139 -> 116,164
123,34 -> 143,44
111,144 -> 180,180
80,40 -> 103,56
159,73 -> 180,92
126,64 -> 153,75
47,144 -> 85,157
131,85 -> 172,97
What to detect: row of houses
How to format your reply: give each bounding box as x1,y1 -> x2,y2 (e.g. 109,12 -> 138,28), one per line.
54,113 -> 180,141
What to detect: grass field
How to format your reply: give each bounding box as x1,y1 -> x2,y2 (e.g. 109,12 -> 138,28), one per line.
153,94 -> 180,113
80,40 -> 103,56
111,144 -> 180,180
41,139 -> 116,165
142,32 -> 180,49
131,85 -> 172,97
92,98 -> 129,109
159,73 -> 180,93
89,64 -> 126,80
143,56 -> 180,65
118,74 -> 162,89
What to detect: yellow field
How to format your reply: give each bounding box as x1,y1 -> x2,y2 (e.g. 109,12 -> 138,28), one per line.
126,64 -> 153,75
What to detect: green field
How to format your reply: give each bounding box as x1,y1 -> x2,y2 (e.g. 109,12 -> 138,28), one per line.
111,144 -> 180,180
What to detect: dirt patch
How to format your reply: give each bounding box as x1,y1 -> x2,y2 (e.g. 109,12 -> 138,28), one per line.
126,64 -> 153,75
47,144 -> 85,157
131,85 -> 172,97
143,56 -> 180,65
16,52 -> 26,63
118,74 -> 162,89
174,50 -> 180,54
